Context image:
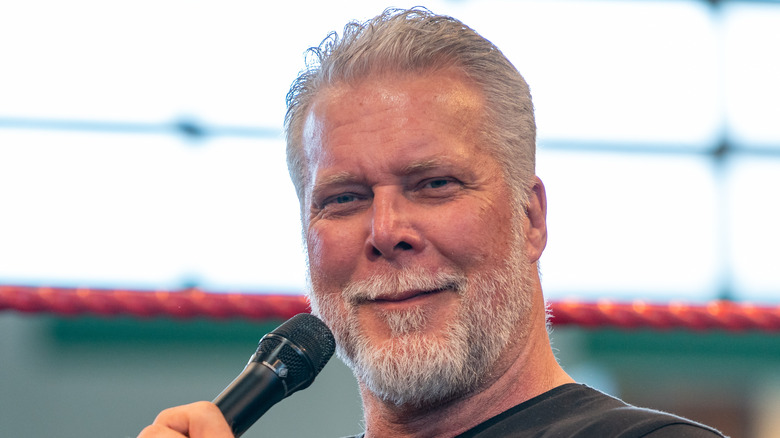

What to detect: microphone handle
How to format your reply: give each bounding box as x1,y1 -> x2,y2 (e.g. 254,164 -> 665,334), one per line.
213,362 -> 286,437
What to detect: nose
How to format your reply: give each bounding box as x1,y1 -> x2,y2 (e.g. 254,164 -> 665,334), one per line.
366,188 -> 423,260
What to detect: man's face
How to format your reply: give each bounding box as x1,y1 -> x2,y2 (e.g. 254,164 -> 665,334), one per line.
300,71 -> 535,406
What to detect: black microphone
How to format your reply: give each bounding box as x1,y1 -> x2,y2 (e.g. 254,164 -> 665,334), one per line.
212,313 -> 336,437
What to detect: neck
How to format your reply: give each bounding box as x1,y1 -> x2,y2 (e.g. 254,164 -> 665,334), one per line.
358,293 -> 574,438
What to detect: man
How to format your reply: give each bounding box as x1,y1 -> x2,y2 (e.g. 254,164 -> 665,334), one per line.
139,8 -> 724,438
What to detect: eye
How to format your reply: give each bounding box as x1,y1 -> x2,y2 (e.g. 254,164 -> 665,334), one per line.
424,179 -> 451,189
318,192 -> 369,212
414,177 -> 463,200
333,194 -> 358,204
419,177 -> 460,191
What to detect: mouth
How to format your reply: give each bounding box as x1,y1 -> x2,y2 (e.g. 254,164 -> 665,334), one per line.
343,273 -> 466,307
372,287 -> 449,304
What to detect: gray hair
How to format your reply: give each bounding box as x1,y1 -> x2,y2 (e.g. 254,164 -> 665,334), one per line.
284,7 -> 537,210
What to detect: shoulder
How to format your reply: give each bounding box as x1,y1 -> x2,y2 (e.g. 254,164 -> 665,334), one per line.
458,384 -> 725,438
640,423 -> 727,437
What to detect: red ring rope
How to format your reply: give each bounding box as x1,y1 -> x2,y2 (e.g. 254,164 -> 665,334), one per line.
1,285 -> 779,331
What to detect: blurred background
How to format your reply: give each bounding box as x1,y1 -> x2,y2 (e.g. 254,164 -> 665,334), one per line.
1,1 -> 778,437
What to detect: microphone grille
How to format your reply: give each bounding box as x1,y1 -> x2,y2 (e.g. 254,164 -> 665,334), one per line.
256,313 -> 336,392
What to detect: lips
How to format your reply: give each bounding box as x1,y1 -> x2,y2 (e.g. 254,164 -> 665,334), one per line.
373,288 -> 447,303
342,273 -> 465,306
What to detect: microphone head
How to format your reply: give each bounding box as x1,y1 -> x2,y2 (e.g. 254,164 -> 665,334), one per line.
253,313 -> 335,394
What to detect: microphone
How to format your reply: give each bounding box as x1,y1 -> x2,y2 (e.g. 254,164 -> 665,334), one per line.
212,313 -> 336,437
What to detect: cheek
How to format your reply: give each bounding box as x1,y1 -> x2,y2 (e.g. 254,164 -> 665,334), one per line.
433,201 -> 516,267
306,223 -> 363,290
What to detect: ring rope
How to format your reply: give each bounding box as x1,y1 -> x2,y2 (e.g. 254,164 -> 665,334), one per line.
1,285 -> 779,331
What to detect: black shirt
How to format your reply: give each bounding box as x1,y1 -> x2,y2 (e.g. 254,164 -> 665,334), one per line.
346,384 -> 725,437
456,384 -> 724,437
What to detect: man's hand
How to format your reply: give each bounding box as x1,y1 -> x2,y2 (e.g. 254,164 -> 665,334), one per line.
137,401 -> 234,438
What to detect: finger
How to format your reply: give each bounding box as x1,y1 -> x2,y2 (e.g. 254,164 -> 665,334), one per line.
183,402 -> 234,438
146,401 -> 233,438
137,423 -> 187,438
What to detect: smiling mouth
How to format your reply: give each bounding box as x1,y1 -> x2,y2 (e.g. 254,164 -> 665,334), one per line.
344,274 -> 466,306
373,287 -> 448,303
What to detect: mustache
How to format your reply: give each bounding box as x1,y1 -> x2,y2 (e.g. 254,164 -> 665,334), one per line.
342,268 -> 468,303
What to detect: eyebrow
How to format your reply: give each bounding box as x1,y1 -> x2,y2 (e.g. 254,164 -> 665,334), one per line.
311,157 -> 459,193
314,171 -> 361,188
401,158 -> 449,176
309,171 -> 364,204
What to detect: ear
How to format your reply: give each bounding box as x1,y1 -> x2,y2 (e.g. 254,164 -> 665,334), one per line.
524,176 -> 548,263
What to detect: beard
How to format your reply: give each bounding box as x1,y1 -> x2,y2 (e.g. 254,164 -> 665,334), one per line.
307,237 -> 535,409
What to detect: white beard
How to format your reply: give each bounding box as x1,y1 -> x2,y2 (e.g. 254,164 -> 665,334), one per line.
308,240 -> 534,408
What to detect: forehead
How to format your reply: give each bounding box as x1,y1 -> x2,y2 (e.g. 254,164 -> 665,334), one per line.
301,71 -> 486,163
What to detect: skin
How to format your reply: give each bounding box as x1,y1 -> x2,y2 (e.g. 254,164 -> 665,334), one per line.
303,70 -> 573,437
137,401 -> 233,438
303,72 -> 516,343
137,69 -> 573,438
